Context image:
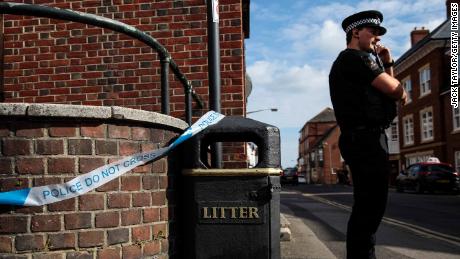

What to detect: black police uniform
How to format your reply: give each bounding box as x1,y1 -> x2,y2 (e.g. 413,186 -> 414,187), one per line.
329,48 -> 396,259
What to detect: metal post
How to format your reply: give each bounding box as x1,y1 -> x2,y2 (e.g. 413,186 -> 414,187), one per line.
207,0 -> 222,168
185,85 -> 192,126
160,57 -> 170,115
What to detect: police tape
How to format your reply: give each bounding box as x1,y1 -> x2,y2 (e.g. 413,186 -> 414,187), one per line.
0,111 -> 225,206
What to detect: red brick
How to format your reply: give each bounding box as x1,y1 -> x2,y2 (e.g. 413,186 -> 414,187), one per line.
81,124 -> 106,138
151,129 -> 164,142
16,158 -> 45,175
143,208 -> 160,223
143,240 -> 161,256
16,127 -> 44,138
121,209 -> 141,225
36,139 -> 64,155
95,140 -> 118,155
2,139 -> 31,155
68,139 -> 92,155
95,211 -> 119,228
49,126 -> 77,137
48,157 -> 76,174
48,198 -> 76,211
121,175 -> 141,191
66,251 -> 93,259
132,127 -> 150,140
107,228 -> 129,245
133,192 -> 151,207
65,213 -> 92,230
132,225 -> 151,242
32,252 -> 66,259
34,177 -> 61,186
108,125 -> 131,139
15,234 -> 45,252
161,238 -> 169,253
142,175 -> 159,190
31,214 -> 61,232
152,159 -> 167,173
160,207 -> 169,221
0,236 -> 12,252
48,233 -> 75,250
78,230 -> 104,248
96,177 -> 119,192
97,247 -> 121,259
0,177 -> 29,192
119,141 -> 139,155
152,223 -> 167,240
79,158 -> 106,174
122,245 -> 142,259
79,193 -> 104,211
108,193 -> 130,208
152,191 -> 166,206
0,128 -> 10,137
159,175 -> 169,189
0,158 -> 13,175
0,216 -> 28,233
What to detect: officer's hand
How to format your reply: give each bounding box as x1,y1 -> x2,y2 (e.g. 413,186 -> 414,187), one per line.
375,43 -> 392,64
400,90 -> 408,105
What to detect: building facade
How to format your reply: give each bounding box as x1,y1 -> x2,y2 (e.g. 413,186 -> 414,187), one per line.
395,0 -> 457,169
298,107 -> 346,184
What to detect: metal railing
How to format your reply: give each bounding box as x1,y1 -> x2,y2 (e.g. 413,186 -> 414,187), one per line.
0,2 -> 204,125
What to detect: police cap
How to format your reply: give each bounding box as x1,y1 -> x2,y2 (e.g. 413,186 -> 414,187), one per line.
341,10 -> 387,36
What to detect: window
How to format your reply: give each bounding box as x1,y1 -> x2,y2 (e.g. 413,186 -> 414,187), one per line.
419,65 -> 431,96
403,115 -> 414,145
402,77 -> 412,103
453,107 -> 460,131
420,107 -> 433,141
390,122 -> 398,141
455,151 -> 460,172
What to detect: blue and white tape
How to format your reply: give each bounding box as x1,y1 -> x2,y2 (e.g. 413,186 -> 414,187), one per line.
0,111 -> 225,206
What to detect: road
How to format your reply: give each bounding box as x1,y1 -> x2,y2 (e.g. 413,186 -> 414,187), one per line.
280,184 -> 460,259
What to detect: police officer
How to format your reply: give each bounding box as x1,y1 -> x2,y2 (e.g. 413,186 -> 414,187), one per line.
329,10 -> 407,259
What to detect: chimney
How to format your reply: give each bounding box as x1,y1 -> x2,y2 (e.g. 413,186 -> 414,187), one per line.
410,27 -> 429,46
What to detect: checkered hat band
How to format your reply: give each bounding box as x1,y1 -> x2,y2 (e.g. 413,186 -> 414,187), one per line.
345,18 -> 381,33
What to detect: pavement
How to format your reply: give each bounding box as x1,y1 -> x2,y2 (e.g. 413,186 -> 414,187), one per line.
280,209 -> 337,259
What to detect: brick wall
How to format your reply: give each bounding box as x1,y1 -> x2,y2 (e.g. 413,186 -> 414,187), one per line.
0,104 -> 184,258
1,0 -> 247,119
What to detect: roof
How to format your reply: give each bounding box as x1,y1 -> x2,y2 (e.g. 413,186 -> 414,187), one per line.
395,20 -> 450,65
307,107 -> 336,123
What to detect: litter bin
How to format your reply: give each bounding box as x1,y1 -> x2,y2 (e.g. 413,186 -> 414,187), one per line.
180,116 -> 281,259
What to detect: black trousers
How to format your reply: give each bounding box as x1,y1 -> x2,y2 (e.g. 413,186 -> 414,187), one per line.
339,130 -> 390,259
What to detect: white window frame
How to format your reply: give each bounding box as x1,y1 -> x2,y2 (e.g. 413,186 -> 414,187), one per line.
419,64 -> 431,97
403,114 -> 414,146
455,151 -> 460,172
420,107 -> 434,142
453,107 -> 460,132
401,76 -> 412,104
390,121 -> 398,141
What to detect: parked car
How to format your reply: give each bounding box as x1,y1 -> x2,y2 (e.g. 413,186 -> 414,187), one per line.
281,168 -> 298,185
396,162 -> 460,194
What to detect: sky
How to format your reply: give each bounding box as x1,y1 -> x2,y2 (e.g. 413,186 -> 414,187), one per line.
245,0 -> 448,168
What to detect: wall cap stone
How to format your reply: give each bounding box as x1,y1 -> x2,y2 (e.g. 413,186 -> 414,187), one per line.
0,103 -> 188,130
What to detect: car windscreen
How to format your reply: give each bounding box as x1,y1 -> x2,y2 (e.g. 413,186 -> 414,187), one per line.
421,164 -> 455,173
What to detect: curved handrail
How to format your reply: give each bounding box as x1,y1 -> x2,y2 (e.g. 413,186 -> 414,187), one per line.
0,2 -> 204,124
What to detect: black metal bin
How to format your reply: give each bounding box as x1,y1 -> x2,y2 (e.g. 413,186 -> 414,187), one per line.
179,116 -> 281,259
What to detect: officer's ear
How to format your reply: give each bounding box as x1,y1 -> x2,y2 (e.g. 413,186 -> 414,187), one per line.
352,28 -> 360,38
